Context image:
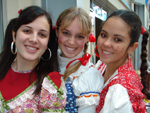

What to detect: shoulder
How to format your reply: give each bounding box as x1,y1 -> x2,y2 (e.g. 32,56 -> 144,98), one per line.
46,71 -> 62,88
118,70 -> 143,90
78,61 -> 103,79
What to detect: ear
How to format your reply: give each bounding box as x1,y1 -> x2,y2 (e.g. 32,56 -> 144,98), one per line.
12,30 -> 16,42
128,42 -> 138,54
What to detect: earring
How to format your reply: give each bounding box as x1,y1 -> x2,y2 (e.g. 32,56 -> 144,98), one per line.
86,42 -> 89,46
128,54 -> 131,60
41,48 -> 52,61
11,42 -> 17,54
94,45 -> 100,57
128,54 -> 132,67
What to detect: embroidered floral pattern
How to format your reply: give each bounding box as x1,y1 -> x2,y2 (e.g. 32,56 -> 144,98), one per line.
0,75 -> 66,113
96,60 -> 146,113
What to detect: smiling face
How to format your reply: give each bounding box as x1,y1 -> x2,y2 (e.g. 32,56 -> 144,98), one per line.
97,17 -> 134,66
12,15 -> 50,64
57,17 -> 89,58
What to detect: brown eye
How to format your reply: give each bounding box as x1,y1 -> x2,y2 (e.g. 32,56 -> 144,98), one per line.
23,30 -> 31,34
77,35 -> 84,39
62,31 -> 69,36
39,33 -> 46,38
115,38 -> 122,42
100,33 -> 106,38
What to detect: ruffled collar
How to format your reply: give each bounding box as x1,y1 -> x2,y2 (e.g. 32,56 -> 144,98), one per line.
101,59 -> 134,87
118,59 -> 134,73
58,49 -> 84,75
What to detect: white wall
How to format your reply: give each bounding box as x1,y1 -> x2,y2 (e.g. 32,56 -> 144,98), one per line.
76,0 -> 90,14
3,0 -> 41,32
45,0 -> 76,25
108,0 -> 131,10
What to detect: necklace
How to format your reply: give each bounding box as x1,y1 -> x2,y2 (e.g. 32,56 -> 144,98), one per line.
11,66 -> 32,73
11,59 -> 33,73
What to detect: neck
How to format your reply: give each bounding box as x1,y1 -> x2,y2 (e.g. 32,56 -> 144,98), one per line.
12,57 -> 39,72
104,58 -> 128,83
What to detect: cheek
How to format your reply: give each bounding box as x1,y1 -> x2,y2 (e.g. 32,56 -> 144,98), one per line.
42,41 -> 49,50
58,37 -> 64,45
97,38 -> 102,47
58,34 -> 67,45
115,46 -> 125,53
76,40 -> 86,48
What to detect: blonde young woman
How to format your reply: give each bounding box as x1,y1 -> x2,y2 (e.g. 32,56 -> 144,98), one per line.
55,7 -> 104,113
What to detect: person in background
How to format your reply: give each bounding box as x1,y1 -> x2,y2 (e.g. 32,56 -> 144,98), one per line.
94,10 -> 150,113
55,7 -> 104,113
0,6 -> 66,113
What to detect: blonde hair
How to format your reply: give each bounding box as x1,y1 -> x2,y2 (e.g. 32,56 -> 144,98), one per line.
56,7 -> 92,81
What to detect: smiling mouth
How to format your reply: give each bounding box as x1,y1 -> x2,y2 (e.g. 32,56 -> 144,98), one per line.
66,46 -> 76,51
26,46 -> 37,50
103,50 -> 112,54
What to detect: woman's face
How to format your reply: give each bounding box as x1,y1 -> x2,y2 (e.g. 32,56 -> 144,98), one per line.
57,17 -> 89,58
13,15 -> 50,64
97,17 -> 134,66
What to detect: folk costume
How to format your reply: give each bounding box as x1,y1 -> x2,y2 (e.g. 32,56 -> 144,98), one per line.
58,50 -> 104,113
0,67 -> 66,113
95,59 -> 146,113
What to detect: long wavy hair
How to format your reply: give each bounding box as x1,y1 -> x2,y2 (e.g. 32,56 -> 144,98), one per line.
56,7 -> 92,81
0,6 -> 58,95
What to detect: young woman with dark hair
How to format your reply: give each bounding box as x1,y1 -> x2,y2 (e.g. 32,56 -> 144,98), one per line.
0,6 -> 66,112
95,10 -> 150,113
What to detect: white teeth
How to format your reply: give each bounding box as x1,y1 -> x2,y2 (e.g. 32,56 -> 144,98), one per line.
103,50 -> 112,54
26,46 -> 36,50
66,47 -> 75,50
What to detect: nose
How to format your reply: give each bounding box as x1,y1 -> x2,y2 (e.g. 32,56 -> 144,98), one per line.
29,33 -> 38,43
103,38 -> 112,48
68,36 -> 76,45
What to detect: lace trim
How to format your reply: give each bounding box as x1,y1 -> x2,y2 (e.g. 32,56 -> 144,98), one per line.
69,62 -> 93,80
76,94 -> 100,106
77,92 -> 100,99
80,91 -> 100,96
0,75 -> 66,111
43,76 -> 65,100
1,80 -> 36,110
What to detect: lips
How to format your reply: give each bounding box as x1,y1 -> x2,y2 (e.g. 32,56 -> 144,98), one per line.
102,50 -> 112,55
26,46 -> 37,50
25,45 -> 38,52
65,46 -> 76,51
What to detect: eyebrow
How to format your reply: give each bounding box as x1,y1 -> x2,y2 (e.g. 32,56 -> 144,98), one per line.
64,28 -> 85,35
22,25 -> 49,33
114,34 -> 124,38
101,29 -> 124,38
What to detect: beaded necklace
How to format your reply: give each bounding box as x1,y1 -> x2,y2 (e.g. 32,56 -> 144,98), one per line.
11,66 -> 32,73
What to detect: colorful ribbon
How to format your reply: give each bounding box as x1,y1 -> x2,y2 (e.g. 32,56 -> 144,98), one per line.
0,92 -> 10,113
66,53 -> 91,68
89,34 -> 96,42
18,9 -> 22,14
141,27 -> 145,34
57,88 -> 64,100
